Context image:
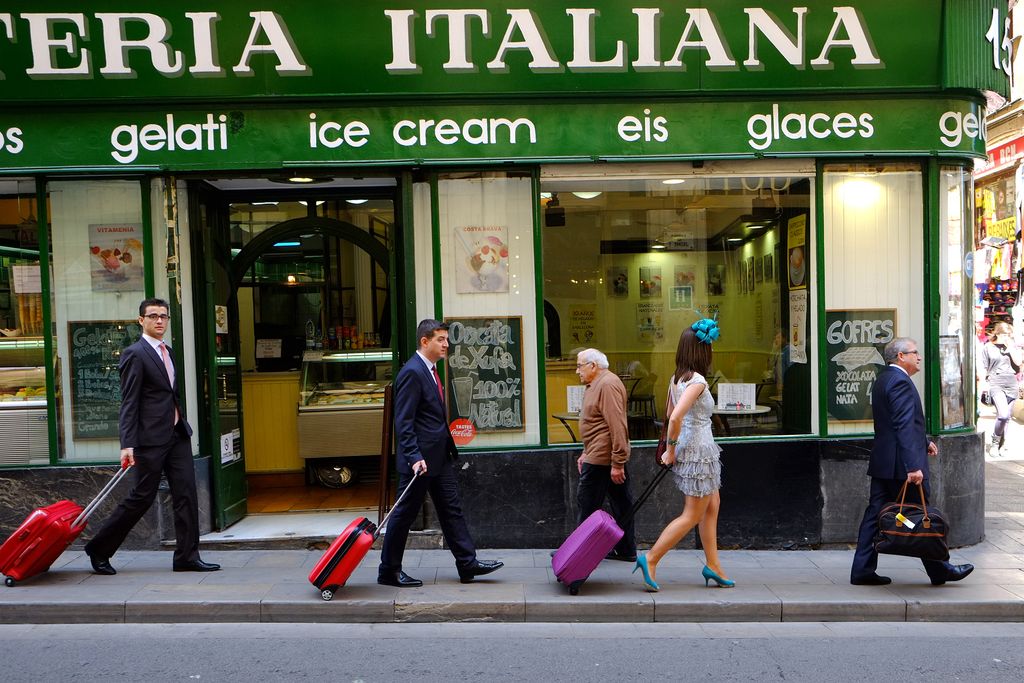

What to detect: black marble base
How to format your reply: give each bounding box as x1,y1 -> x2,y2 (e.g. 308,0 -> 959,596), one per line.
420,434 -> 985,550
0,457 -> 213,552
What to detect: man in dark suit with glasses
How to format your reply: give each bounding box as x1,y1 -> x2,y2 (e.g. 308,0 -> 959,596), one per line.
85,298 -> 219,575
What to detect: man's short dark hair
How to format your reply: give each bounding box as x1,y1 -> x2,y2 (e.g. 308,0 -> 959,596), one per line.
139,298 -> 170,317
417,319 -> 449,346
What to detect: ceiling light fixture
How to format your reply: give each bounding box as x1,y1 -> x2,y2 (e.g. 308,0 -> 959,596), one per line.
662,178 -> 686,185
571,191 -> 602,199
345,199 -> 369,204
288,177 -> 315,183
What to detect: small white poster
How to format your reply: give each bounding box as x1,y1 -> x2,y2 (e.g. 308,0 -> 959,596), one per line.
256,338 -> 282,358
220,430 -> 240,464
789,289 -> 808,364
567,385 -> 585,414
717,383 -> 756,410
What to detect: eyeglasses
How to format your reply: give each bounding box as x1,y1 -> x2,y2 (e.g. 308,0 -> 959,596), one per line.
143,314 -> 170,321
576,362 -> 594,368
901,350 -> 920,356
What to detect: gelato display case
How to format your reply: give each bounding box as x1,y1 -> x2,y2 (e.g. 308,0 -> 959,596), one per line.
297,349 -> 392,458
0,337 -> 49,465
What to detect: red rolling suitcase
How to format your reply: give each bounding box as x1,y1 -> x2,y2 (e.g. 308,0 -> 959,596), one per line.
552,467 -> 669,595
309,471 -> 419,601
0,466 -> 131,587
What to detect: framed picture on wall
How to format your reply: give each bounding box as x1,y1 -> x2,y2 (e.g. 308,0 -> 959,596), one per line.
746,256 -> 755,291
607,266 -> 628,297
639,266 -> 662,298
707,264 -> 725,296
738,261 -> 746,294
754,255 -> 764,283
763,254 -> 774,281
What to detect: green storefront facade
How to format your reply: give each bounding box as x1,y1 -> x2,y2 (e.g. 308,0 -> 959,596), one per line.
0,1 -> 1010,550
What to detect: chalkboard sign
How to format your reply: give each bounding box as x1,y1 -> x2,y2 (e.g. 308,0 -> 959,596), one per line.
444,316 -> 524,434
69,320 -> 141,439
825,309 -> 896,422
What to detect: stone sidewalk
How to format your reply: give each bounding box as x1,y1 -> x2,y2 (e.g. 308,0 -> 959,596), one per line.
1,460 -> 1022,624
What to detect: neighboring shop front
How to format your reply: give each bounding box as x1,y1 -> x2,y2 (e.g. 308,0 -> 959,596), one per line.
0,1 -> 1008,549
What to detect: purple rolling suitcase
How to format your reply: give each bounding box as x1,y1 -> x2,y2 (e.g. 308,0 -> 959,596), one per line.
552,468 -> 669,595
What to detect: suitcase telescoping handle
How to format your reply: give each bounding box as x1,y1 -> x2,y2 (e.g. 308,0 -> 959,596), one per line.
621,466 -> 671,527
374,470 -> 421,539
72,465 -> 132,528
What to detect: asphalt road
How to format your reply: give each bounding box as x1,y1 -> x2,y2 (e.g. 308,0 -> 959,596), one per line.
2,622 -> 1023,682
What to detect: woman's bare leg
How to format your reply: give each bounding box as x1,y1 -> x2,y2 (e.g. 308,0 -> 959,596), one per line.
645,495 -> 710,581
697,490 -> 728,579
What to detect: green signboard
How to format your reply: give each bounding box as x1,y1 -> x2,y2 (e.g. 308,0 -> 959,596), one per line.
0,97 -> 989,172
444,317 -> 524,434
0,1 -> 1009,103
68,320 -> 141,439
825,309 -> 895,423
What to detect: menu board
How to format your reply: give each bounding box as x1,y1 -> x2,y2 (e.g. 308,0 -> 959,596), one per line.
825,309 -> 895,422
69,320 -> 141,439
444,316 -> 524,433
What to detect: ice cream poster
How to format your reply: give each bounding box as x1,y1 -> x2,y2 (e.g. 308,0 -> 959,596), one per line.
454,225 -> 509,293
89,224 -> 144,292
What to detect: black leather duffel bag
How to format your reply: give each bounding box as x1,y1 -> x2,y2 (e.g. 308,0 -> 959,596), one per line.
873,482 -> 950,562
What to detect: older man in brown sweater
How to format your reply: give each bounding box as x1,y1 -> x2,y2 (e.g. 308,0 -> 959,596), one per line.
575,348 -> 636,562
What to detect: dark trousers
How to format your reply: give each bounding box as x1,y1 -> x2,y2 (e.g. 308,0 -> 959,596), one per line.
85,431 -> 199,565
851,477 -> 953,582
378,461 -> 477,575
577,462 -> 636,558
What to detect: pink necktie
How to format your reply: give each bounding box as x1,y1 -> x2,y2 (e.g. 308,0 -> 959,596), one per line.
160,342 -> 179,425
432,365 -> 444,403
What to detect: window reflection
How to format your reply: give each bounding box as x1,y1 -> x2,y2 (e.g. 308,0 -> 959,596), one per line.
541,175 -> 813,441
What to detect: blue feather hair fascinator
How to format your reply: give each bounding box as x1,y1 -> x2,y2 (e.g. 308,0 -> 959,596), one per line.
691,317 -> 720,345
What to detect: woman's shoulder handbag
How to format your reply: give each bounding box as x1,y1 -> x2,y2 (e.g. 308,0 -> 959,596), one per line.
873,482 -> 950,562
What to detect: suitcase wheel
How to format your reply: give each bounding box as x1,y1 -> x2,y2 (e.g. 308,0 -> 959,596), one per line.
4,577 -> 14,588
320,587 -> 336,601
568,580 -> 583,596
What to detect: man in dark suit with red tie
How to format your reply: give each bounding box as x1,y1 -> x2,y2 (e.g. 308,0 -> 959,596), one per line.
377,319 -> 502,587
85,298 -> 219,575
850,337 -> 972,586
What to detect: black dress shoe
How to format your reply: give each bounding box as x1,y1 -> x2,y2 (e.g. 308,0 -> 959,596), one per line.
931,563 -> 974,586
850,573 -> 892,586
458,559 -> 504,583
377,571 -> 423,588
173,559 -> 221,572
605,551 -> 638,563
87,552 -> 116,576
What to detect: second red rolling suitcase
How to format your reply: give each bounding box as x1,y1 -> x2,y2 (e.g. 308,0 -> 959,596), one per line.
309,471 -> 419,601
552,467 -> 669,595
0,466 -> 132,587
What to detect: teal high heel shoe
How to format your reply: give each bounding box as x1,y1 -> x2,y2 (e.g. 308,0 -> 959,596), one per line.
702,565 -> 735,588
632,554 -> 660,592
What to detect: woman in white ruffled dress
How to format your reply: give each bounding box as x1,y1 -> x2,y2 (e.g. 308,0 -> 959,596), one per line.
633,319 -> 732,592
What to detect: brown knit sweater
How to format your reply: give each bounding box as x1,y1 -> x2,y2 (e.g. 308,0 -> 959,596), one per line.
579,370 -> 630,467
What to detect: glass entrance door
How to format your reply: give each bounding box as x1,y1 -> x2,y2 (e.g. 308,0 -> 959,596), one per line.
190,187 -> 247,528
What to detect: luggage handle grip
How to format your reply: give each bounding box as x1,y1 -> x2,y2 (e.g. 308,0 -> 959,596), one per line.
72,465 -> 132,528
374,470 -> 421,539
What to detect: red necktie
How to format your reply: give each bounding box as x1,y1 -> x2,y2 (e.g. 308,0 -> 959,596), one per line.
432,365 -> 444,403
159,342 -> 180,425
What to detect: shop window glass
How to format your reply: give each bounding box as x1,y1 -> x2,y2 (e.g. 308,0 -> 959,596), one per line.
938,167 -> 974,430
436,171 -> 540,448
539,172 -> 814,442
0,178 -> 49,465
48,180 -> 145,462
822,163 -> 924,436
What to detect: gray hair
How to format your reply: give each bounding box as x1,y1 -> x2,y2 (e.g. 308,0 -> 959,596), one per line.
577,348 -> 609,369
884,337 -> 917,364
